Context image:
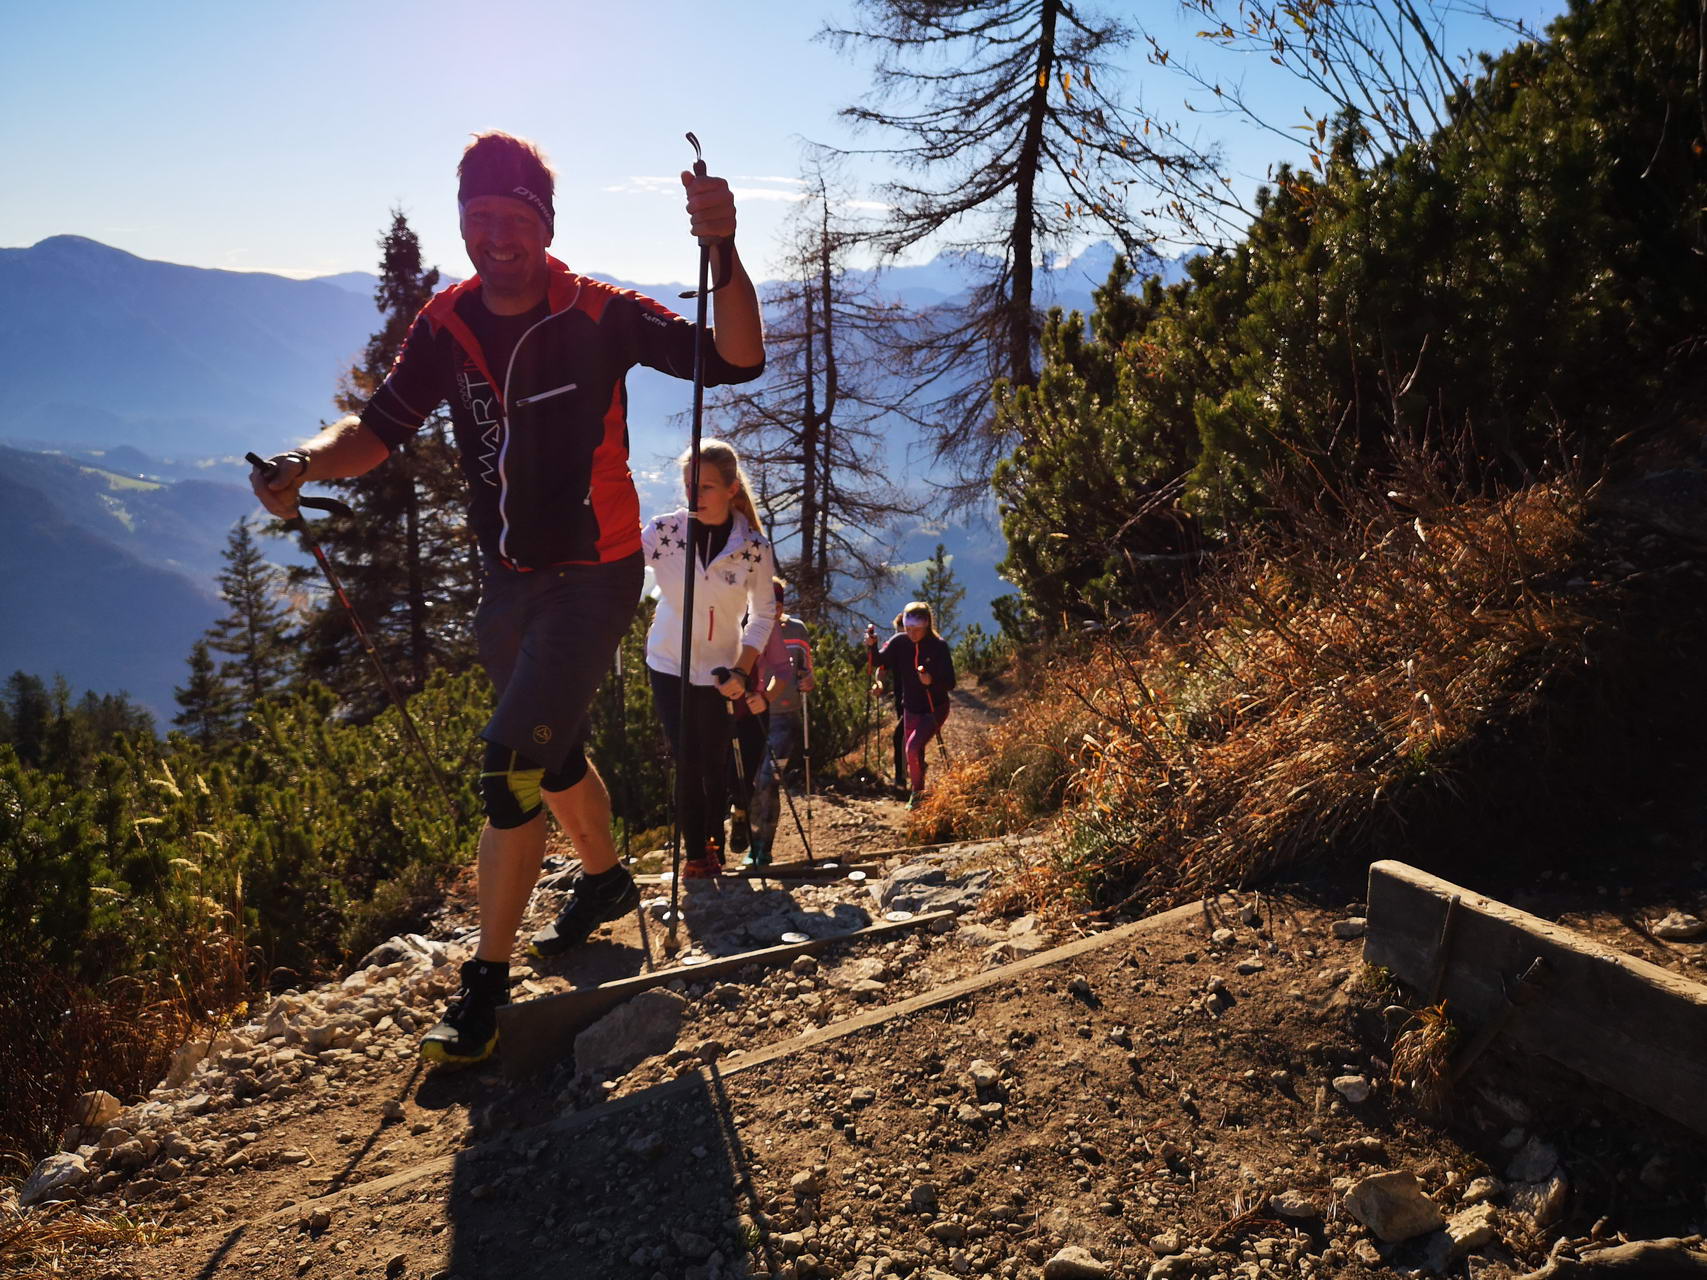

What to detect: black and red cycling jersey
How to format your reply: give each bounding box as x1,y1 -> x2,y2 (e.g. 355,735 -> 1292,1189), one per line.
360,255 -> 763,570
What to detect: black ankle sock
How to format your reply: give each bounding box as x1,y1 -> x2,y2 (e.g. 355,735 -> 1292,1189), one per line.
467,958 -> 509,985
581,864 -> 628,891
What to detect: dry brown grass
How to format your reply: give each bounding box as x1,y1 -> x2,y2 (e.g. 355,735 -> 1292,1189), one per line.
1,927 -> 247,1184
1390,1002 -> 1459,1114
913,453 -> 1598,919
0,1200 -> 166,1279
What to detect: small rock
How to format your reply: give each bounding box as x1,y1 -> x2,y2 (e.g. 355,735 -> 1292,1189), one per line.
1507,1171 -> 1568,1226
1333,1075 -> 1372,1104
73,1091 -> 123,1130
20,1153 -> 90,1207
573,990 -> 688,1078
908,1184 -> 939,1211
1043,1244 -> 1111,1279
1651,911 -> 1707,940
966,1061 -> 1001,1091
1210,928 -> 1237,946
791,1170 -> 823,1198
673,1229 -> 715,1260
1638,1153 -> 1677,1192
380,1099 -> 405,1122
385,1254 -> 408,1278
1460,1175 -> 1502,1205
1331,918 -> 1367,940
1505,1136 -> 1558,1182
1150,1231 -> 1182,1256
1342,1170 -> 1446,1242
1147,1257 -> 1194,1280
1269,1189 -> 1320,1218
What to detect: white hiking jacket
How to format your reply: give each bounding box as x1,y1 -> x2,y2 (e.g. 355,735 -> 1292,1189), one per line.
643,508 -> 777,685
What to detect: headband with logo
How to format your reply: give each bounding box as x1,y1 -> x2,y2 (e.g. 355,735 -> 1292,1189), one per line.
458,179 -> 554,235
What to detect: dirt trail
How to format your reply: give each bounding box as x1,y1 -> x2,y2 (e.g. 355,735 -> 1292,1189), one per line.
20,670 -> 1707,1280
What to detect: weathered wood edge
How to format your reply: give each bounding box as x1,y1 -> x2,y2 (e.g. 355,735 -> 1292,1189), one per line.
496,911 -> 957,1078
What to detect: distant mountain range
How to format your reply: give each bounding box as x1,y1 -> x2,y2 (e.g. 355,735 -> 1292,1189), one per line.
0,234 -> 1183,718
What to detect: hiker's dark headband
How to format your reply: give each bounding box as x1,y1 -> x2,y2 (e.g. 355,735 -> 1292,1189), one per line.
458,181 -> 554,235
904,611 -> 930,625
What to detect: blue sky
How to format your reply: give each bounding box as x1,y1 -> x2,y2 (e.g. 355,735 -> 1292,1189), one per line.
3,0 -> 1563,286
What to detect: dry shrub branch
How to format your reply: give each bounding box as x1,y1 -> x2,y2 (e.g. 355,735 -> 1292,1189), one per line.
0,926 -> 246,1185
923,449 -> 1600,918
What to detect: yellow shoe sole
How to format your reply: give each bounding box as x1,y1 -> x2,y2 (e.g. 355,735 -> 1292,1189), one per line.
420,1030 -> 498,1069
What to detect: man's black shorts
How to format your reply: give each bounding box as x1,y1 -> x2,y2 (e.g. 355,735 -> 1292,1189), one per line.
475,551 -> 643,775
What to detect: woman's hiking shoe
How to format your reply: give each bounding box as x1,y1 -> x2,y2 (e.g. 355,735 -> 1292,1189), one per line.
739,837 -> 772,870
529,865 -> 640,957
420,959 -> 509,1068
682,852 -> 724,878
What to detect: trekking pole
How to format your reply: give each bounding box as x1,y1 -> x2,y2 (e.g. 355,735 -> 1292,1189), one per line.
712,663 -> 750,836
614,646 -> 631,864
800,688 -> 813,851
246,453 -> 461,825
779,770 -> 815,865
861,623 -> 877,777
666,131 -> 720,956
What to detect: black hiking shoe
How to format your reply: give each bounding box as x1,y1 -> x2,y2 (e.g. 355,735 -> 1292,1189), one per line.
420,959 -> 509,1069
529,866 -> 640,957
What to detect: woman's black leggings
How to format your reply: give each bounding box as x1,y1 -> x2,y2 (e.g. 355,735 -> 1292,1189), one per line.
649,667 -> 733,861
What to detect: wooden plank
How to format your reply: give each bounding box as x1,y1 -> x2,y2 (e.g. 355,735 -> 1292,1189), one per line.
634,861 -> 880,886
261,898 -> 1200,1225
715,900 -> 1203,1077
1364,860 -> 1707,1135
497,910 -> 956,1078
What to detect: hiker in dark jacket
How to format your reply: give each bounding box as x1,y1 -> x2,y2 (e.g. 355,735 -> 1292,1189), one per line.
250,130 -> 764,1070
867,600 -> 955,806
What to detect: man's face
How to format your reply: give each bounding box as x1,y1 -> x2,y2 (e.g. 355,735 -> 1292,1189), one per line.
460,194 -> 551,295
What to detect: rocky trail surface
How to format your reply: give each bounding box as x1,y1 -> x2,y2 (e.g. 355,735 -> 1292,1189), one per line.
10,676 -> 1707,1280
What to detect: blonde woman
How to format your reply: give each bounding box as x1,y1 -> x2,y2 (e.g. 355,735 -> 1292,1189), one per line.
643,439 -> 777,875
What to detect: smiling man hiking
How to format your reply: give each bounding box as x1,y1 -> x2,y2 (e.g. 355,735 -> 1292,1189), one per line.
250,131 -> 764,1067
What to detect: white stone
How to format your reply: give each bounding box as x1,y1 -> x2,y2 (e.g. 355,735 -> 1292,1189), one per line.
1333,1075 -> 1372,1103
1342,1171 -> 1445,1242
72,1090 -> 122,1129
20,1153 -> 90,1206
1331,918 -> 1368,939
1269,1189 -> 1320,1218
1652,911 -> 1707,940
1459,1175 -> 1502,1205
574,990 -> 687,1078
1043,1244 -> 1111,1279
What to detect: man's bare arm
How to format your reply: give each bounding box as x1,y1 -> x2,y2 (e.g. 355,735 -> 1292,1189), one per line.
249,415 -> 390,518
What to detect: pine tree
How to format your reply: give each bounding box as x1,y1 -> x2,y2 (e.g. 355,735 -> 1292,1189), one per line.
3,671 -> 51,768
206,518 -> 296,721
173,639 -> 237,747
291,209 -> 477,714
712,163 -> 909,617
821,0 -> 1215,504
919,544 -> 966,642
